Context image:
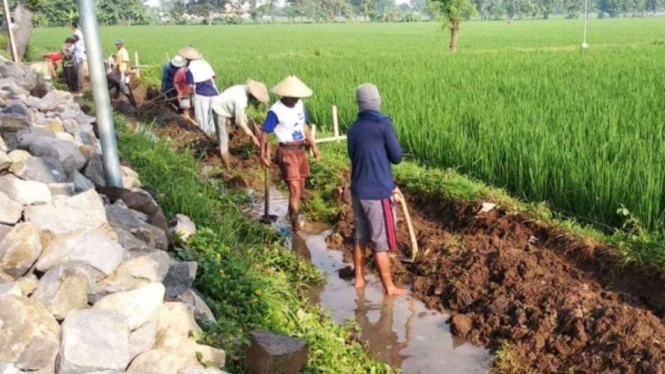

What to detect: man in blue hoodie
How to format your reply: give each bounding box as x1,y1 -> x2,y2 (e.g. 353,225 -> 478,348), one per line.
347,84 -> 408,297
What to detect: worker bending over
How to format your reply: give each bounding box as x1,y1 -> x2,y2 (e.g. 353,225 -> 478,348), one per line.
348,84 -> 408,297
260,76 -> 320,232
108,39 -> 135,106
161,55 -> 186,100
211,79 -> 269,167
185,56 -> 218,136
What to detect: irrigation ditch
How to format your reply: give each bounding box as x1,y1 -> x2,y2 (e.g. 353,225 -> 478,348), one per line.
113,87 -> 665,374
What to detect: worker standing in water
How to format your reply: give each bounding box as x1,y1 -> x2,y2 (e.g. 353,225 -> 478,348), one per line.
260,76 -> 320,232
348,83 -> 408,297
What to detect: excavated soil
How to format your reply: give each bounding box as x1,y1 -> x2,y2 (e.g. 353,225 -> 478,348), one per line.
118,86 -> 665,373
330,185 -> 665,373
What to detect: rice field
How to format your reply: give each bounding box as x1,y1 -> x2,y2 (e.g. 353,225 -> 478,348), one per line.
30,18 -> 665,231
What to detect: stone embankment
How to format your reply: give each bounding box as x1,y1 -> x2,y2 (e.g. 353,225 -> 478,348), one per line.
0,57 -> 228,374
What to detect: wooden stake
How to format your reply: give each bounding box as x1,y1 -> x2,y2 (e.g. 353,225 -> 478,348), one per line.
165,52 -> 170,62
134,51 -> 140,78
2,0 -> 19,63
332,105 -> 340,143
316,135 -> 347,144
309,124 -> 316,156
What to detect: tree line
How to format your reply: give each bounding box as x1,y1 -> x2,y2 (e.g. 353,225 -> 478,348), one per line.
9,0 -> 663,28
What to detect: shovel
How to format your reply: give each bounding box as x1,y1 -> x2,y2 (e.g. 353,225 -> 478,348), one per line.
393,193 -> 419,264
260,144 -> 277,224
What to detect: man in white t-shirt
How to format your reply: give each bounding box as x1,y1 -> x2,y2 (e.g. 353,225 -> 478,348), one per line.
71,21 -> 87,92
260,76 -> 320,232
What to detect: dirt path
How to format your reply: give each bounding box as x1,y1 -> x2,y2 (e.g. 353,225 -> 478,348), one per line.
117,89 -> 665,374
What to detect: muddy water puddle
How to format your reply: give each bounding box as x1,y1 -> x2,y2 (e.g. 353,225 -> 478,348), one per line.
253,188 -> 491,374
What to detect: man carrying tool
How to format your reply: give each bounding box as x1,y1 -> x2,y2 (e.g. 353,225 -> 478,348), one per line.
161,55 -> 186,100
260,76 -> 320,232
348,83 -> 408,297
173,47 -> 201,119
108,39 -> 135,106
211,79 -> 269,167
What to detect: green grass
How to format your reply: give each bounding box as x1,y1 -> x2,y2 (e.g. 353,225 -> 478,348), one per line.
115,119 -> 394,373
30,19 -> 665,233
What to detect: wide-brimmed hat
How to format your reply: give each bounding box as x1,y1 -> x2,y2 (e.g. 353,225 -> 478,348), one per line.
246,79 -> 269,104
178,46 -> 201,61
171,55 -> 186,68
270,76 -> 312,98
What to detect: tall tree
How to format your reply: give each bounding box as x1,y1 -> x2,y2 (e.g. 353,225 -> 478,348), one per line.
428,0 -> 477,53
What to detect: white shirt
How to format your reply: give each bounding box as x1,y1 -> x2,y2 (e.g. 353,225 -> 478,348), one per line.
74,29 -> 86,61
211,85 -> 252,135
268,100 -> 306,144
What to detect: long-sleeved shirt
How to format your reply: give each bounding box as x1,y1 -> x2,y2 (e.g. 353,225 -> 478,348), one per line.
74,29 -> 86,61
211,85 -> 253,136
347,110 -> 403,200
160,62 -> 179,98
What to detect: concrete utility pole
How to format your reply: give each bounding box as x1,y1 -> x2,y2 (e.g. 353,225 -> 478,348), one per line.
77,0 -> 123,187
582,0 -> 589,49
2,0 -> 19,62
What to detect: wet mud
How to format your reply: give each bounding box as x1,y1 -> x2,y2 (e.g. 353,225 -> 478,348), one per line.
118,88 -> 665,373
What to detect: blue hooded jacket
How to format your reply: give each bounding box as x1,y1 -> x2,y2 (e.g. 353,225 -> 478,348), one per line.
347,110 -> 403,200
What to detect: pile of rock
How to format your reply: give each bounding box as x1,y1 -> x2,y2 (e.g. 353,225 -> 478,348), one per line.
0,58 -> 228,374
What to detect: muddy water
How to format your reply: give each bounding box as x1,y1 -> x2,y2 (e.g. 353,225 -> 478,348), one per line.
254,188 -> 491,374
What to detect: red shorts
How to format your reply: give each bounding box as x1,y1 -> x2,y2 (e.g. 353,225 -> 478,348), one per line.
276,145 -> 310,182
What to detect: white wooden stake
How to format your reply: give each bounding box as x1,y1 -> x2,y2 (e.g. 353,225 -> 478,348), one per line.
165,52 -> 170,62
333,105 -> 340,143
310,124 -> 316,156
134,51 -> 141,78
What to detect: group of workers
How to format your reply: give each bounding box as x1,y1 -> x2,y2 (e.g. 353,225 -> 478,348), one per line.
61,22 -> 87,96
160,47 -> 407,296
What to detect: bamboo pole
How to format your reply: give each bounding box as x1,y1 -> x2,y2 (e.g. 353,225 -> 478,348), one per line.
309,124 -> 316,156
332,105 -> 340,143
316,136 -> 347,144
165,52 -> 170,62
2,0 -> 19,63
134,51 -> 140,78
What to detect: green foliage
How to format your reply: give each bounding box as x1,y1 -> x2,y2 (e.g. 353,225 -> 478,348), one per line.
429,0 -> 478,23
25,0 -> 153,27
30,19 -> 665,234
115,120 -> 394,373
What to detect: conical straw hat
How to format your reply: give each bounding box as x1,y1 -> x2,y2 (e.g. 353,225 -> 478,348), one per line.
246,79 -> 269,104
270,76 -> 312,98
178,46 -> 201,60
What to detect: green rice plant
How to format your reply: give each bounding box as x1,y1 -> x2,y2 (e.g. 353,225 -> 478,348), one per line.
30,18 -> 665,233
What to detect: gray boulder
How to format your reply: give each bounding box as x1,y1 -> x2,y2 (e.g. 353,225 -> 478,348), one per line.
113,226 -> 152,253
0,281 -> 22,296
106,203 -> 168,250
70,170 -> 95,192
128,321 -> 158,362
12,156 -> 68,184
97,251 -> 171,295
0,224 -> 11,242
15,127 -> 55,150
127,350 -> 182,374
48,182 -> 75,196
244,331 -> 309,374
0,62 -> 39,91
24,190 -> 108,234
62,119 -> 79,135
82,156 -> 105,187
0,363 -> 21,374
0,102 -> 31,133
0,174 -> 52,205
16,273 -> 38,296
178,289 -> 216,323
0,295 -> 60,374
163,262 -> 198,298
93,282 -> 165,330
179,367 -> 231,374
31,264 -> 91,320
36,228 -> 126,275
58,309 -> 130,374
29,137 -> 86,174
0,223 -> 42,279
0,150 -> 10,172
0,191 -> 22,225
0,135 -> 6,152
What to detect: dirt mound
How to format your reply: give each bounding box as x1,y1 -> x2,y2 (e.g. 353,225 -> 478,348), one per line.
113,87 -> 270,189
330,187 -> 665,373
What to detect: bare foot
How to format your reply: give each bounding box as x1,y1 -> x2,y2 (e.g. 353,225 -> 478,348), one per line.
386,287 -> 410,297
355,278 -> 366,289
